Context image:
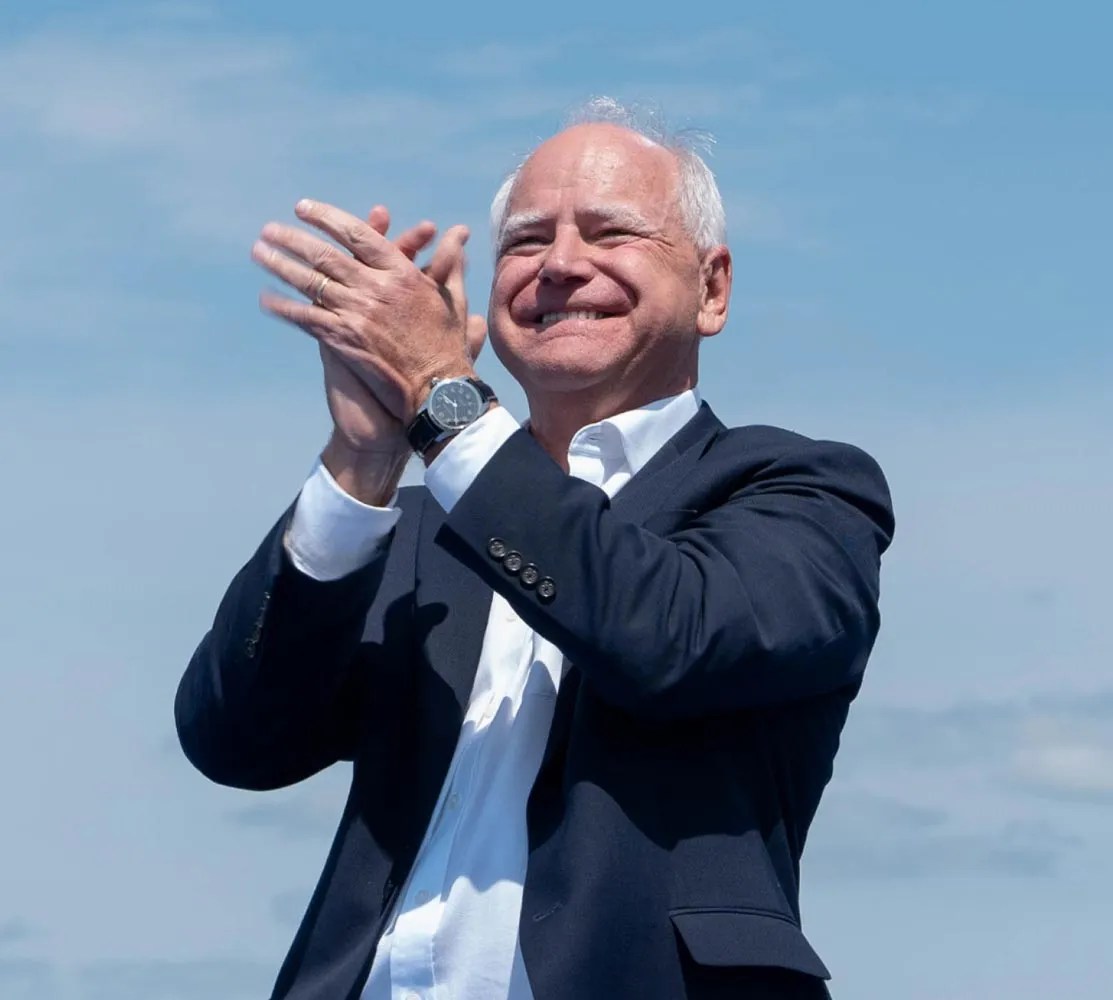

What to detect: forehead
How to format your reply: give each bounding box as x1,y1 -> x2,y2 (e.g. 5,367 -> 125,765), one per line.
507,123 -> 680,220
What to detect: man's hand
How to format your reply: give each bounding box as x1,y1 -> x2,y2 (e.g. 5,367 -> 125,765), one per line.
251,202 -> 487,503
252,199 -> 487,426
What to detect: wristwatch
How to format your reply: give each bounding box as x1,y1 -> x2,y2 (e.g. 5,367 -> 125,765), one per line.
406,376 -> 498,457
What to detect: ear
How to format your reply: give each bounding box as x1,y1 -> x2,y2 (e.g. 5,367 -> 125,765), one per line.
695,246 -> 732,337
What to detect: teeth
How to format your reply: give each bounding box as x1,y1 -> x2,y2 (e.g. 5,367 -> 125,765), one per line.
539,310 -> 608,327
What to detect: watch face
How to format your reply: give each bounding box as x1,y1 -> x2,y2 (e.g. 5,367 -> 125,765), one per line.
429,380 -> 484,431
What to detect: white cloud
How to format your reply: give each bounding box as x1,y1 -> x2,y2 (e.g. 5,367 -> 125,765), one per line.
0,23 -> 503,352
1013,715 -> 1113,801
777,384 -> 1113,706
808,797 -> 1071,880
817,688 -> 1113,887
0,26 -> 449,245
0,11 -> 894,349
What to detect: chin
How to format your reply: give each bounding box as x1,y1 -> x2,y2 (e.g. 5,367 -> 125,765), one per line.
495,334 -> 620,394
518,358 -> 616,396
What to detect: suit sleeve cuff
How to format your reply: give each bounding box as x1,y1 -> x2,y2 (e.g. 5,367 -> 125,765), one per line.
284,459 -> 402,581
425,405 -> 521,514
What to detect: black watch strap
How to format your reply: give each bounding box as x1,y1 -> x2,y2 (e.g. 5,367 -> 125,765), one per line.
406,378 -> 497,457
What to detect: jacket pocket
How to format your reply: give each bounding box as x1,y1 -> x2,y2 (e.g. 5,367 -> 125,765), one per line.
670,907 -> 830,980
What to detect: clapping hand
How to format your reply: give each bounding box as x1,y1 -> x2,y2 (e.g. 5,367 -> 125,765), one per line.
251,201 -> 488,501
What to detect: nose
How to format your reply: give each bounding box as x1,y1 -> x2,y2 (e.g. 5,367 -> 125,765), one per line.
538,226 -> 592,285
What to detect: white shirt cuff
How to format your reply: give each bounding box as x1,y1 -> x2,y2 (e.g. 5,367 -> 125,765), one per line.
284,460 -> 403,581
425,406 -> 521,514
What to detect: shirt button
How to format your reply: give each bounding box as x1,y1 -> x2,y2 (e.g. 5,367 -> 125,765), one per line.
404,993 -> 422,1000
414,890 -> 431,905
447,793 -> 461,810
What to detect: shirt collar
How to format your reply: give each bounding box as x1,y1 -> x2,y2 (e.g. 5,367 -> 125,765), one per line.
567,388 -> 702,477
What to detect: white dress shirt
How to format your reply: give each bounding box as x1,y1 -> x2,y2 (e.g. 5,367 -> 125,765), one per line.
284,389 -> 702,1000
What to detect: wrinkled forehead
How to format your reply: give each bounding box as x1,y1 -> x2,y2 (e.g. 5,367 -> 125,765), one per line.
508,124 -> 681,219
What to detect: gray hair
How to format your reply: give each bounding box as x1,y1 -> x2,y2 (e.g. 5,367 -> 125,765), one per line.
489,96 -> 727,258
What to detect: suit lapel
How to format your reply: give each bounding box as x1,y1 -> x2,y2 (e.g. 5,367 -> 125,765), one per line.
417,502 -> 492,713
407,500 -> 494,851
539,403 -> 724,773
609,402 -> 723,525
411,404 -> 724,807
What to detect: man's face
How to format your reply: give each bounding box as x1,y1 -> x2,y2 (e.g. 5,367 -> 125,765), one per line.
488,124 -> 728,401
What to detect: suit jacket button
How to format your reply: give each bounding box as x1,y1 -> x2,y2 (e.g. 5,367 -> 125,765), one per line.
487,538 -> 508,560
537,577 -> 557,602
520,563 -> 540,588
502,550 -> 524,574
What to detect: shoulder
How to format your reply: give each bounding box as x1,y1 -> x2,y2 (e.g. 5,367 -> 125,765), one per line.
711,422 -> 886,482
698,415 -> 884,480
698,418 -> 894,537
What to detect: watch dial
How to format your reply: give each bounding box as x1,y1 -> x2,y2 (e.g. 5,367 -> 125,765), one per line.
430,381 -> 483,430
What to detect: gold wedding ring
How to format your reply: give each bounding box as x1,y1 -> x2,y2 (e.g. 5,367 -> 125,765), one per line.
312,274 -> 331,306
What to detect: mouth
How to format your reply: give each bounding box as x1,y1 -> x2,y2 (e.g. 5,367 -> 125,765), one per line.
535,309 -> 613,329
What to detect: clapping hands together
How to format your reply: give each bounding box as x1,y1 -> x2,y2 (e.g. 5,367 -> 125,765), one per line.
251,200 -> 488,457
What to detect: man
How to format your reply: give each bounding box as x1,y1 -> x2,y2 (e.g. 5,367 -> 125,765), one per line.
176,99 -> 894,999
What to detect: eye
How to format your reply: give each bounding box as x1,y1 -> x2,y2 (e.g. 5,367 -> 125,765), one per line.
501,234 -> 548,254
595,227 -> 636,243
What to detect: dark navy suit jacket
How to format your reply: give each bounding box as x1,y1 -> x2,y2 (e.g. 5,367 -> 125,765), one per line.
176,404 -> 894,999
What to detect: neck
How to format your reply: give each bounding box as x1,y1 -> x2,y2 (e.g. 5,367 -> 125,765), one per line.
525,371 -> 696,470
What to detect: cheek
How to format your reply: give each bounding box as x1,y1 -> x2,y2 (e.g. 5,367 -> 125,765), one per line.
491,262 -> 532,317
486,324 -> 547,386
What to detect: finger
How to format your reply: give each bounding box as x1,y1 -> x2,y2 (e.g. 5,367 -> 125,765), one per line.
259,290 -> 338,340
466,314 -> 488,361
366,204 -> 436,261
257,222 -> 361,285
395,220 -> 437,261
261,292 -> 398,414
425,224 -> 470,288
436,227 -> 472,332
295,198 -> 396,268
252,240 -> 350,310
366,204 -> 391,235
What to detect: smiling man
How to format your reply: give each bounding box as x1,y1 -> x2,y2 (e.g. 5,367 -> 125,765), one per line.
176,98 -> 894,999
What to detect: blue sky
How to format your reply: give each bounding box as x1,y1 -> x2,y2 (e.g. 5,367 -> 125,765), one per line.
2,2 -> 1111,997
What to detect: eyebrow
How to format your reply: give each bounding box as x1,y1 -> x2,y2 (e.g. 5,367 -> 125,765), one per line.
581,204 -> 655,231
498,210 -> 548,250
498,204 -> 655,253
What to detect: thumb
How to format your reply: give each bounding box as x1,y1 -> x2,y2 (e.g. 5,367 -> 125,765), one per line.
465,314 -> 487,361
426,224 -> 470,296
